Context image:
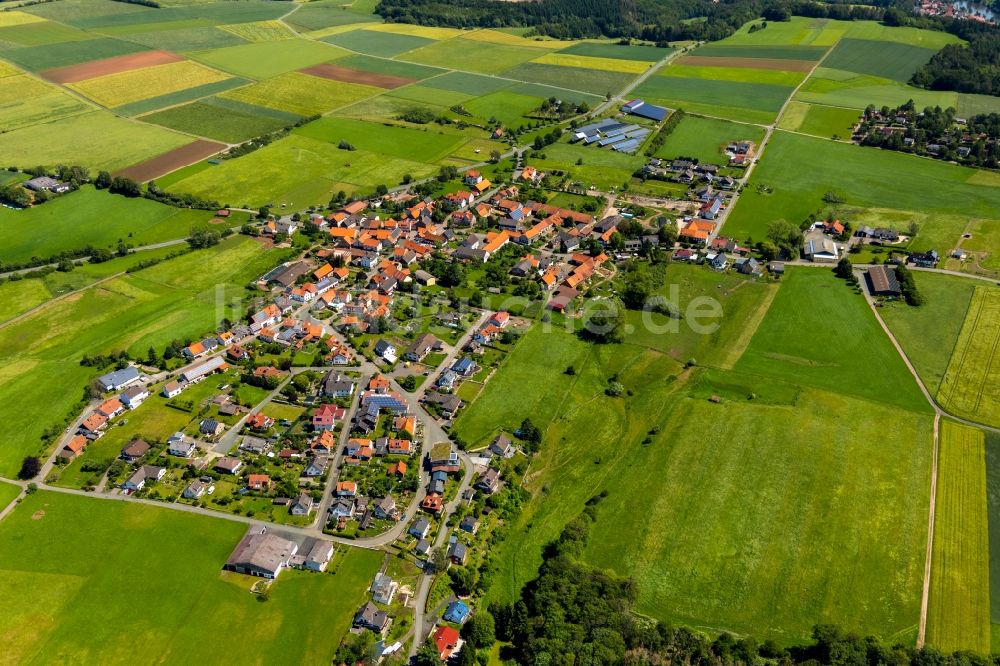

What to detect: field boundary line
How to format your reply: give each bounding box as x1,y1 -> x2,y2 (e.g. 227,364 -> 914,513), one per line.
917,412 -> 941,648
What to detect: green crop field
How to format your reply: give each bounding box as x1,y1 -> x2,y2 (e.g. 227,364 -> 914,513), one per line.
0,185 -> 214,265
734,268 -> 930,412
141,98 -> 293,143
841,20 -> 961,49
462,90 -> 546,126
166,133 -> 438,207
0,491 -> 381,664
21,0 -> 153,24
880,272 -> 978,394
219,20 -> 294,43
221,71 -> 381,116
777,101 -> 859,138
531,52 -> 652,74
0,75 -> 91,131
725,132 -> 1000,242
926,421 -> 991,654
558,41 -> 670,62
634,75 -> 793,123
937,286 -> 1000,428
0,236 -> 290,477
501,61 -> 636,96
404,39 -> 544,75
822,38 -> 939,83
667,62 -> 806,87
284,2 -> 376,31
322,28 -> 436,58
189,39 -> 348,79
113,77 -> 249,117
0,19 -> 90,46
420,71 -> 512,96
1,37 -> 149,71
120,25 -> 248,52
68,60 -> 230,108
66,1 -> 286,31
293,116 -> 466,162
655,114 -> 765,163
719,16 -> 846,46
460,323 -> 932,643
386,84 -> 473,108
337,53 -> 443,80
0,110 -> 191,172
693,43 -> 828,60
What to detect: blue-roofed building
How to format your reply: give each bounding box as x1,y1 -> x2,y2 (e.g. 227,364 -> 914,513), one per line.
452,357 -> 477,377
444,600 -> 470,624
621,98 -> 669,122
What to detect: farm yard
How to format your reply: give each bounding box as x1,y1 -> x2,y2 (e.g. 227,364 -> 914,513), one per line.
0,491 -> 381,664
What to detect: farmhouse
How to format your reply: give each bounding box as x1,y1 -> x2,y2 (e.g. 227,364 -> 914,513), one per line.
224,527 -> 298,579
865,265 -> 902,296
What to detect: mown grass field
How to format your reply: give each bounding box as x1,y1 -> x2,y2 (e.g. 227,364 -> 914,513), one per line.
501,61 -> 636,96
937,286 -> 1000,428
777,101 -> 859,138
726,132 -> 1000,242
114,77 -> 249,117
667,62 -> 806,87
635,74 -> 793,123
529,139 -> 643,191
655,114 -> 765,163
0,185 -> 214,265
67,60 -> 229,108
734,268 -> 930,412
221,71 -> 381,116
118,25 -> 248,52
0,491 -> 381,664
0,109 -> 190,172
0,236 -> 289,477
462,324 -> 932,643
189,39 -> 348,79
926,421 -> 991,654
880,272 -> 978,394
293,116 -> 469,162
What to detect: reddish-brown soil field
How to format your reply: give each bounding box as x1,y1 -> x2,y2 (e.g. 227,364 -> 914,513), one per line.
114,139 -> 226,182
677,55 -> 815,72
299,63 -> 414,89
41,50 -> 183,84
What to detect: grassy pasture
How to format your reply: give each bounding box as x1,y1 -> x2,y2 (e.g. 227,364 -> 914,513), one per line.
421,71 -> 513,95
530,52 -> 652,74
23,0 -> 152,24
734,268 -> 930,413
140,99 -> 292,143
0,110 -> 190,172
841,21 -> 961,49
501,61 -> 636,95
165,133 -> 438,207
0,74 -> 90,131
386,84 -> 473,108
1,37 -> 149,71
222,71 -> 381,116
293,117 -> 465,162
937,286 -> 1000,428
654,114 -> 766,164
322,28 -> 436,58
284,3 -> 376,31
926,421 -> 991,654
793,68 -> 990,113
0,237 -> 287,477
721,16 -> 846,46
777,101 -> 859,138
121,25 -> 248,52
67,60 -> 229,108
822,38 -> 938,83
880,272 -> 978,394
404,39 -> 544,74
0,491 -> 381,664
508,82 -> 602,106
0,185 -> 213,265
189,39 -> 348,79
69,1 -> 287,30
462,90 -> 546,126
333,93 -> 449,123
725,132 -> 1000,241
364,23 -> 467,40
558,41 -> 669,61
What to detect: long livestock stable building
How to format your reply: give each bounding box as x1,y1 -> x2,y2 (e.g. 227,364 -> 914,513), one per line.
570,118 -> 652,154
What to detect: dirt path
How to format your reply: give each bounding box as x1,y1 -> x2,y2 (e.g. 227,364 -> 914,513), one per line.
917,412 -> 941,648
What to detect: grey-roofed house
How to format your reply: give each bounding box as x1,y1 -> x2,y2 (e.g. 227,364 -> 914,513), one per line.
475,467 -> 501,494
321,370 -> 356,398
122,465 -> 165,492
404,333 -> 441,362
354,601 -> 391,633
373,496 -> 398,520
489,433 -> 514,458
409,518 -> 430,539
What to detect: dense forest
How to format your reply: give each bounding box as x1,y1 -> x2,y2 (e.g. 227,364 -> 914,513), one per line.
488,504 -> 999,666
912,30 -> 1000,96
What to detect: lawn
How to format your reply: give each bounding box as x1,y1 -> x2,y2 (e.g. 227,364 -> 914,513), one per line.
0,74 -> 91,131
166,133 -> 438,207
189,39 -> 348,80
0,185 -> 214,265
404,39 -> 546,75
926,421 -> 991,655
734,268 -> 930,412
0,109 -> 191,172
822,38 -> 939,83
880,272 -> 978,394
937,286 -> 1000,428
221,71 -> 381,116
501,61 -> 636,96
140,98 -> 294,143
67,60 -> 229,108
655,114 -> 765,163
465,325 -> 932,643
725,132 -> 1000,242
777,101 -> 859,139
0,236 -> 291,477
321,28 -> 436,58
0,491 -> 381,664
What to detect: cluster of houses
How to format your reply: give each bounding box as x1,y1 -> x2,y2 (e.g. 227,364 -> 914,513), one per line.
62,367 -> 151,458
852,104 -> 1000,166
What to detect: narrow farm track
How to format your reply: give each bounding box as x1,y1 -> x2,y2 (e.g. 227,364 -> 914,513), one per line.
918,413 -> 941,648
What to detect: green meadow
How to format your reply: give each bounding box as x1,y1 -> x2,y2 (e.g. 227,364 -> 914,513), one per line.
777,101 -> 859,139
655,114 -> 765,163
0,186 -> 214,265
189,39 -> 349,79
0,491 -> 381,664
